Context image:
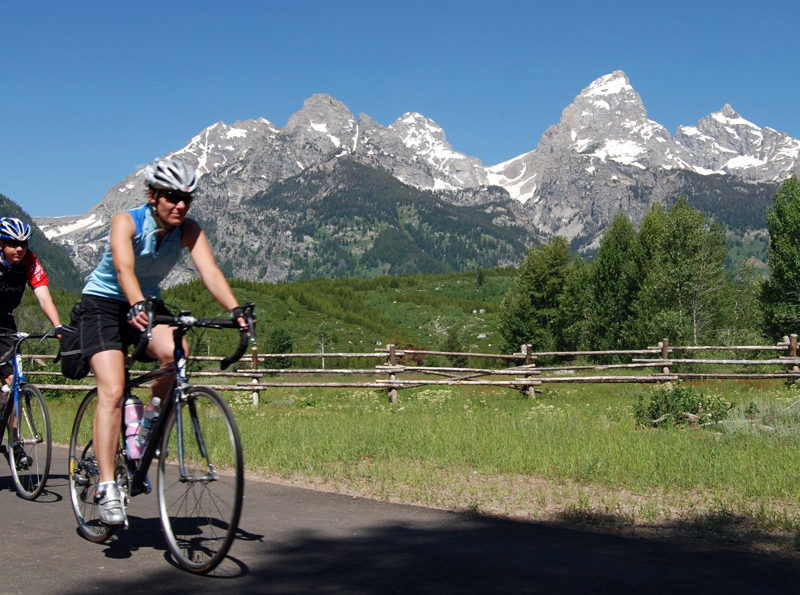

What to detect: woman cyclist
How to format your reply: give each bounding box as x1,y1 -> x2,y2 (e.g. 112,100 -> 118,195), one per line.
0,217 -> 62,467
80,156 -> 249,525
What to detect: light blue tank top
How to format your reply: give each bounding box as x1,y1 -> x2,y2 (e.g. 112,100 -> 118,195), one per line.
83,204 -> 184,301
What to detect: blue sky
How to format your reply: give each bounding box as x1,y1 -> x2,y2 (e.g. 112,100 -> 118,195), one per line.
2,0 -> 799,217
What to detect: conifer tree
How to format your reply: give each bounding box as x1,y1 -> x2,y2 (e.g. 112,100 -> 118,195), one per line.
761,176 -> 800,338
589,212 -> 642,350
557,257 -> 595,350
498,236 -> 571,352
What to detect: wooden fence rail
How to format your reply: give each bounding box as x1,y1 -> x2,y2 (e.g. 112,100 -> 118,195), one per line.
21,335 -> 800,402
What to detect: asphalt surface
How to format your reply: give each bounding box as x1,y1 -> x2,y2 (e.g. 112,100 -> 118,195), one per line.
2,445 -> 800,594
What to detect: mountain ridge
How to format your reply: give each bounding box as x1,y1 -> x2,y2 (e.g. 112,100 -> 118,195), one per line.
34,70 -> 798,284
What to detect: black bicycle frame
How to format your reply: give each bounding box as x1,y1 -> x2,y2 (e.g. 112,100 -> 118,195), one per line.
123,325 -> 191,496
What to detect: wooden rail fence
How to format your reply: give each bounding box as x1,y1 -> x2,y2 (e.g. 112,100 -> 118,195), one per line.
20,334 -> 800,403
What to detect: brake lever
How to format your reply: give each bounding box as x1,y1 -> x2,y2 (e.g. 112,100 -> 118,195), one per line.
245,303 -> 257,345
144,299 -> 155,341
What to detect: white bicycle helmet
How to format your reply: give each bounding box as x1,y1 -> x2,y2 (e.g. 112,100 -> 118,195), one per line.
0,217 -> 32,241
144,157 -> 199,193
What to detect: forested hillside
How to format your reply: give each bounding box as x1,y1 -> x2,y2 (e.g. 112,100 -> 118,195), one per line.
23,269 -> 516,362
212,158 -> 533,280
681,171 -> 777,269
164,271 -> 515,358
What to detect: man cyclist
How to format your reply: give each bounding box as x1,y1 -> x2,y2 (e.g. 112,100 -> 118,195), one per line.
80,156 -> 249,525
0,217 -> 62,468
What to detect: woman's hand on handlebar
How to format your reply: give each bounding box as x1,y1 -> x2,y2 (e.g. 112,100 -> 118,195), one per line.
230,304 -> 255,335
127,300 -> 151,333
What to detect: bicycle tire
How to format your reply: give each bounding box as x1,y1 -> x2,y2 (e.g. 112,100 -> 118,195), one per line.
157,386 -> 244,573
68,389 -> 120,543
8,384 -> 51,500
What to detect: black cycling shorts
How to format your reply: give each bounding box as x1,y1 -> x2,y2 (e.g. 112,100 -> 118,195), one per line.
79,294 -> 171,360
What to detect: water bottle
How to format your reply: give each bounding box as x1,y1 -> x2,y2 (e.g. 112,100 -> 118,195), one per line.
123,393 -> 144,459
136,396 -> 161,448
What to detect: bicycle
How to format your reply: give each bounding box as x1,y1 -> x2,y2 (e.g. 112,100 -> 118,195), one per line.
0,330 -> 59,500
68,303 -> 256,573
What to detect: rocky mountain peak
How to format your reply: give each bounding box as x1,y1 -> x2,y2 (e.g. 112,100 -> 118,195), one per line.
675,104 -> 800,179
719,103 -> 739,118
387,112 -> 488,189
179,117 -> 280,174
581,70 -> 637,103
556,70 -> 673,170
284,93 -> 357,152
389,112 -> 448,148
487,70 -> 675,208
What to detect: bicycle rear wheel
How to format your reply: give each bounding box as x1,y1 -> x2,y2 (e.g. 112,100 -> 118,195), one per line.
158,386 -> 243,573
8,384 -> 51,500
68,389 -> 119,542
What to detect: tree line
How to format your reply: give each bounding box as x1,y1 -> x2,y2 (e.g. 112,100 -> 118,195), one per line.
498,177 -> 800,353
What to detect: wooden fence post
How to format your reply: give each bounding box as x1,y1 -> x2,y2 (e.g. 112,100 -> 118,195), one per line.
251,345 -> 260,406
789,334 -> 798,382
521,343 -> 536,398
661,338 -> 670,375
387,344 -> 398,403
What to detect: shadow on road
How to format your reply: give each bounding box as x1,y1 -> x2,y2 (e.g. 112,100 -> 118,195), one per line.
63,510 -> 800,594
0,469 -> 64,502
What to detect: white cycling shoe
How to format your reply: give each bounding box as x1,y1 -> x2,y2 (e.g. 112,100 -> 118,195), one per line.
95,483 -> 126,526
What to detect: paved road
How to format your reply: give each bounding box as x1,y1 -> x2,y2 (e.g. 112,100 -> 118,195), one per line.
2,445 -> 800,594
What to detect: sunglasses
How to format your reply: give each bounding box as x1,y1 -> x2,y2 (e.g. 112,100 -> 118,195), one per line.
3,239 -> 27,249
159,190 -> 194,206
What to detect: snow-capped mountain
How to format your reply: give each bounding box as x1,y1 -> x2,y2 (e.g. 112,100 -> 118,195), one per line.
36,70 -> 800,282
484,70 -> 799,242
487,71 -> 800,203
675,105 -> 800,179
487,71 -> 677,206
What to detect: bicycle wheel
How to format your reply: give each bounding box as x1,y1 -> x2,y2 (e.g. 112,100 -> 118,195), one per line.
68,389 -> 120,542
8,384 -> 51,500
158,386 -> 243,573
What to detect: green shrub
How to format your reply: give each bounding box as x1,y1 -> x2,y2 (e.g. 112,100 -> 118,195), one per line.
633,384 -> 734,427
264,327 -> 294,369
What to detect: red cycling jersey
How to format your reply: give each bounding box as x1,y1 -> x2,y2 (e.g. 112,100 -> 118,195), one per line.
24,251 -> 49,288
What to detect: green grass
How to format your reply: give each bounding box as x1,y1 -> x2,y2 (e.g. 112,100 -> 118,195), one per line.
253,382 -> 796,492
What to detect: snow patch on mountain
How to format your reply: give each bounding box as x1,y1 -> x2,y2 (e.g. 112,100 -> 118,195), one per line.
41,213 -> 105,239
584,72 -> 632,97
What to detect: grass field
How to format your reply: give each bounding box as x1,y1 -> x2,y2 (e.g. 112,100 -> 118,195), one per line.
46,377 -> 800,553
